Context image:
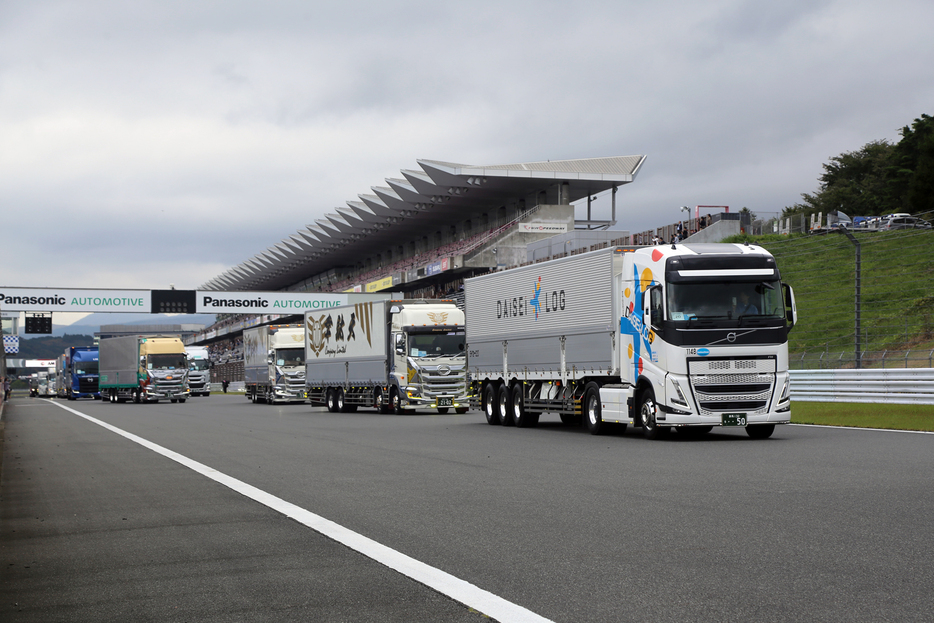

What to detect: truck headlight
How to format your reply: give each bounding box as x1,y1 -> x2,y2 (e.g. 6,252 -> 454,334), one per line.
670,378 -> 689,407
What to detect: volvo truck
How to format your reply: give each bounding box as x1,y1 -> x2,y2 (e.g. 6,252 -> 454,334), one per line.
57,346 -> 100,400
305,299 -> 469,414
244,324 -> 306,403
185,345 -> 211,396
99,335 -> 190,403
466,243 -> 797,439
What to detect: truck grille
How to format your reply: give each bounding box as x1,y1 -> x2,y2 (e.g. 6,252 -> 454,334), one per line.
419,365 -> 468,398
688,358 -> 776,416
78,377 -> 99,393
281,372 -> 305,393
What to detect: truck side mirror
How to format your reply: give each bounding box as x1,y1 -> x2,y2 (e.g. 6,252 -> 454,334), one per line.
645,285 -> 664,329
394,333 -> 405,355
783,283 -> 797,329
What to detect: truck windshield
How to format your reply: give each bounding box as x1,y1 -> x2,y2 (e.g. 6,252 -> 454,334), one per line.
276,348 -> 305,367
149,354 -> 187,370
667,280 -> 785,321
74,362 -> 99,375
189,360 -> 210,371
408,331 -> 466,357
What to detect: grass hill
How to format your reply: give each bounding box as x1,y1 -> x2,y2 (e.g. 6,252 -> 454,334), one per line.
724,228 -> 934,366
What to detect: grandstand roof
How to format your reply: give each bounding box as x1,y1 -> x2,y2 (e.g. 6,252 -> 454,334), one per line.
201,155 -> 646,291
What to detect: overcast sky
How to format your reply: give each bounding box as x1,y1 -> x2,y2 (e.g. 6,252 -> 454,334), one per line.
3,0 -> 932,309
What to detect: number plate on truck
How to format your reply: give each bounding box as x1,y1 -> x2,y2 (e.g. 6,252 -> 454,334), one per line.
437,397 -> 453,407
722,413 -> 747,426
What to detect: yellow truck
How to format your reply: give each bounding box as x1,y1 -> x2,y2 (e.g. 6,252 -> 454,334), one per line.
99,335 -> 190,403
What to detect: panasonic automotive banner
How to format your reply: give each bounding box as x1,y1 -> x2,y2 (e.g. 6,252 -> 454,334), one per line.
196,291 -> 390,313
0,288 -> 150,312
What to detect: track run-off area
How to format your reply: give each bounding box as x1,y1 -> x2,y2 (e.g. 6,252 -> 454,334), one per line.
2,395 -> 933,622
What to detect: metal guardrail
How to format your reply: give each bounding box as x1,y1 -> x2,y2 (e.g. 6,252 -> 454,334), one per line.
790,369 -> 934,405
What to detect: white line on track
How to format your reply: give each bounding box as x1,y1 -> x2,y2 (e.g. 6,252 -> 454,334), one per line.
790,423 -> 934,434
49,400 -> 554,623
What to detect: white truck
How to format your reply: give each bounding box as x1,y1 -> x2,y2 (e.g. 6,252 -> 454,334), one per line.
244,324 -> 307,403
99,335 -> 190,403
465,243 -> 797,439
185,345 -> 211,396
304,299 -> 469,414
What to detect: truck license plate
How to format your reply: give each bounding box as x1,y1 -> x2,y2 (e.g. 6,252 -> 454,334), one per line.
722,413 -> 747,426
438,397 -> 453,407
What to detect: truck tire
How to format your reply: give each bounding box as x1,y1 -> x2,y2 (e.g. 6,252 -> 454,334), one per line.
510,382 -> 537,428
483,383 -> 501,425
134,389 -> 141,404
455,407 -> 469,414
639,387 -> 667,440
326,388 -> 337,412
391,387 -> 407,415
437,408 -> 449,414
746,424 -> 775,439
336,388 -> 346,412
584,383 -> 604,435
497,384 -> 514,426
375,388 -> 391,414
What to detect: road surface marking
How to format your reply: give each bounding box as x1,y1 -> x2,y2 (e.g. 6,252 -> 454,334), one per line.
49,400 -> 554,623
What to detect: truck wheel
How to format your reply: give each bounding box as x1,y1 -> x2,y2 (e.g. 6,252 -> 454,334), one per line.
584,383 -> 604,435
483,384 -> 500,425
497,384 -> 514,426
336,388 -> 346,412
455,407 -> 469,414
511,383 -> 535,428
639,387 -> 667,440
375,388 -> 390,414
746,424 -> 775,439
391,388 -> 406,415
326,388 -> 337,412
437,408 -> 449,414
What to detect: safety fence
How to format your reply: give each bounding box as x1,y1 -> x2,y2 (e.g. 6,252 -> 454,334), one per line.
790,368 -> 934,405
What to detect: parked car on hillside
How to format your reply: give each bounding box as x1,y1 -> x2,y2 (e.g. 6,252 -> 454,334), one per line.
880,216 -> 932,230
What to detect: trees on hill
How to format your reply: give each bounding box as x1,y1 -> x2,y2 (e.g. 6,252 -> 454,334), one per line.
785,113 -> 934,219
16,334 -> 95,359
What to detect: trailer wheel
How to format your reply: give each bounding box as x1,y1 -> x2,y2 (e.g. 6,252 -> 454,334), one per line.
497,384 -> 514,426
326,388 -> 337,412
584,383 -> 604,435
483,383 -> 500,425
639,387 -> 667,440
510,383 -> 537,428
746,424 -> 775,439
336,388 -> 346,412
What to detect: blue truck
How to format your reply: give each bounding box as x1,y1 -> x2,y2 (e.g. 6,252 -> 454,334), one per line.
57,346 -> 101,400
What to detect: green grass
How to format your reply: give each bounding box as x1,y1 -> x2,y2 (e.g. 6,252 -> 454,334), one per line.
791,401 -> 934,431
721,230 -> 934,363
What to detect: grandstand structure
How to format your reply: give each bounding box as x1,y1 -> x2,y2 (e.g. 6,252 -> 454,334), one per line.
198,155 -> 647,383
201,155 -> 645,295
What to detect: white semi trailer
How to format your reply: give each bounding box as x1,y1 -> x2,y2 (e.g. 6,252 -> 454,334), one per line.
305,299 -> 469,414
465,243 -> 797,439
244,324 -> 307,403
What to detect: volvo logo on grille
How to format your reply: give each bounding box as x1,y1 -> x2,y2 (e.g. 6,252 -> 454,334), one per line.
437,365 -> 452,376
727,332 -> 737,343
